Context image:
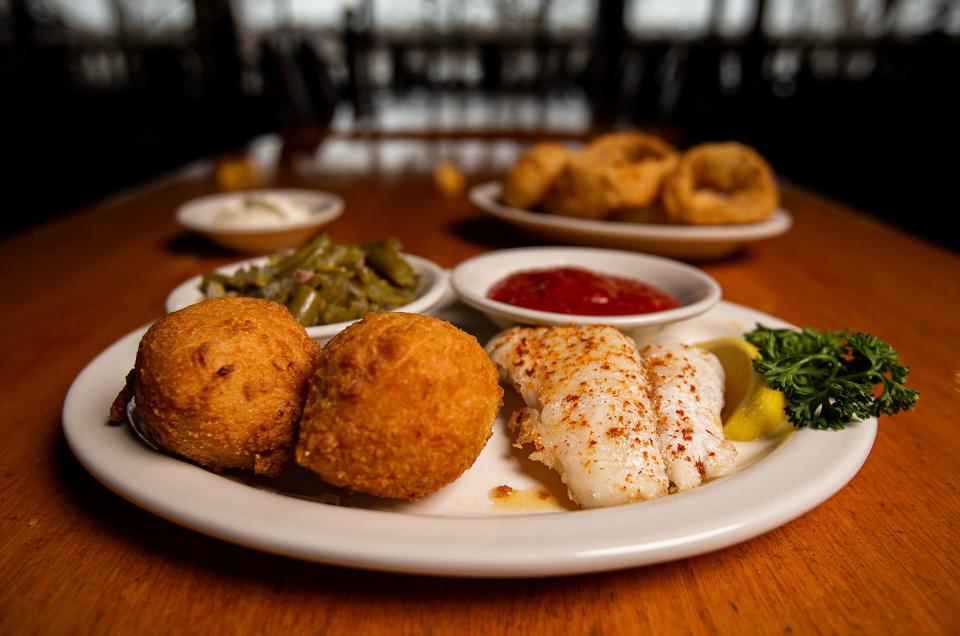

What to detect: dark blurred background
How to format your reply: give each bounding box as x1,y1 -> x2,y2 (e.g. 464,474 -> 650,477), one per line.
2,0 -> 958,249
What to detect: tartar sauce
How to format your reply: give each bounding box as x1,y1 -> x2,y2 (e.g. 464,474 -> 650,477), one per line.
214,194 -> 312,229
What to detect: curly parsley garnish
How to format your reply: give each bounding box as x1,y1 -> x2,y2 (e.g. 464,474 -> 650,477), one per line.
744,324 -> 918,430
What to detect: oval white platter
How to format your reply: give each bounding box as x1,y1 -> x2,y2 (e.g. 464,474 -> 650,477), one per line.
469,181 -> 793,259
62,300 -> 875,578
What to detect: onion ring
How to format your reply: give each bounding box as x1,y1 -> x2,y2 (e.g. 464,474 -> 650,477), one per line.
501,142 -> 572,210
543,132 -> 677,219
542,132 -> 678,219
662,142 -> 779,225
577,132 -> 679,208
541,158 -> 623,219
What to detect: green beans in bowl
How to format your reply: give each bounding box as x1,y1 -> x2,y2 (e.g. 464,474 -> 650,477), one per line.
165,234 -> 449,341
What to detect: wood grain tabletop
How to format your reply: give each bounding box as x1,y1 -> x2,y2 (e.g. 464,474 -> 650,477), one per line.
1,136 -> 958,635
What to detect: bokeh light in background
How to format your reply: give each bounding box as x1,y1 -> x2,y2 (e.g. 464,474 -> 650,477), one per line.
2,0 -> 957,249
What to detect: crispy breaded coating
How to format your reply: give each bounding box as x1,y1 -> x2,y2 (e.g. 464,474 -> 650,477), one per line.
542,132 -> 678,219
501,142 -> 572,210
577,132 -> 679,208
296,312 -> 503,500
541,157 -> 624,219
662,142 -> 778,225
114,297 -> 319,476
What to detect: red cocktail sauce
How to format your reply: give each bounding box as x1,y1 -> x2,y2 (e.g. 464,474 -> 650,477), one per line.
487,267 -> 679,316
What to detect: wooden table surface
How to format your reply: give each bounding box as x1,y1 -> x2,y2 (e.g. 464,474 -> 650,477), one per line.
1,138 -> 958,634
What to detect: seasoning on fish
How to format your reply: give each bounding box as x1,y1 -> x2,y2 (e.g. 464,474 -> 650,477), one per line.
487,324 -> 669,508
641,343 -> 737,489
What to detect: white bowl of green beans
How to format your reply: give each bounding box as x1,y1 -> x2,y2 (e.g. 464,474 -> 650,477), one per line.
165,234 -> 450,341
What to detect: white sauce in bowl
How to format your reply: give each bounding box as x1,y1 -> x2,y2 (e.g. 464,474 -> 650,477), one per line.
213,194 -> 313,229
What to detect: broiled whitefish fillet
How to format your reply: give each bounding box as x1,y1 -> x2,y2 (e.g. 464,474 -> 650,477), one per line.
487,325 -> 669,507
642,343 -> 737,490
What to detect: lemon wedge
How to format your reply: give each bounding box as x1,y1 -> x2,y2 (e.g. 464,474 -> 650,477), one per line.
698,337 -> 787,441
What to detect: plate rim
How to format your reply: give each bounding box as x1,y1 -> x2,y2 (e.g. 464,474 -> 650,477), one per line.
469,181 -> 793,243
62,301 -> 876,578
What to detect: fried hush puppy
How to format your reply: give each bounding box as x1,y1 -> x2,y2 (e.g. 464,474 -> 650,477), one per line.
110,297 -> 319,476
296,312 -> 503,500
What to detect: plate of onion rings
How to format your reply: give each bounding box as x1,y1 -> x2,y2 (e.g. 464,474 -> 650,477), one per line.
469,181 -> 792,260
471,134 -> 792,259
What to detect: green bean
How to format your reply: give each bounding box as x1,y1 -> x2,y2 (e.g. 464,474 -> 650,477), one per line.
262,279 -> 294,305
365,279 -> 416,307
345,285 -> 371,314
288,285 -> 324,326
309,244 -> 364,271
269,233 -> 331,278
365,242 -> 416,287
202,278 -> 227,298
323,305 -> 364,324
197,233 -> 421,327
202,272 -> 246,289
372,237 -> 402,252
235,267 -> 271,288
313,274 -> 350,307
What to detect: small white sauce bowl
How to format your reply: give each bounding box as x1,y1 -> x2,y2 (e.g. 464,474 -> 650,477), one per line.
176,189 -> 344,254
450,247 -> 721,332
166,253 -> 450,342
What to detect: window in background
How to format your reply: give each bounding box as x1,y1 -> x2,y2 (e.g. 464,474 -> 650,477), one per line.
236,0 -> 277,31
846,0 -> 888,36
890,0 -> 945,36
237,0 -> 357,32
547,0 -> 594,34
46,0 -> 194,38
45,0 -> 116,36
118,0 -> 194,38
760,0 -> 949,39
288,0 -> 356,28
626,0 -> 712,37
372,0 -> 424,34
714,0 -> 757,37
366,0 -> 595,35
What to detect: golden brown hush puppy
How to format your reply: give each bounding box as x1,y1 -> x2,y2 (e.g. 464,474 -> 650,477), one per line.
110,297 -> 319,476
296,312 -> 503,500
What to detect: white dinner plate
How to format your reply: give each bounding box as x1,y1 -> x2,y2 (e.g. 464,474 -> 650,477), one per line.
469,181 -> 793,259
62,300 -> 876,578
